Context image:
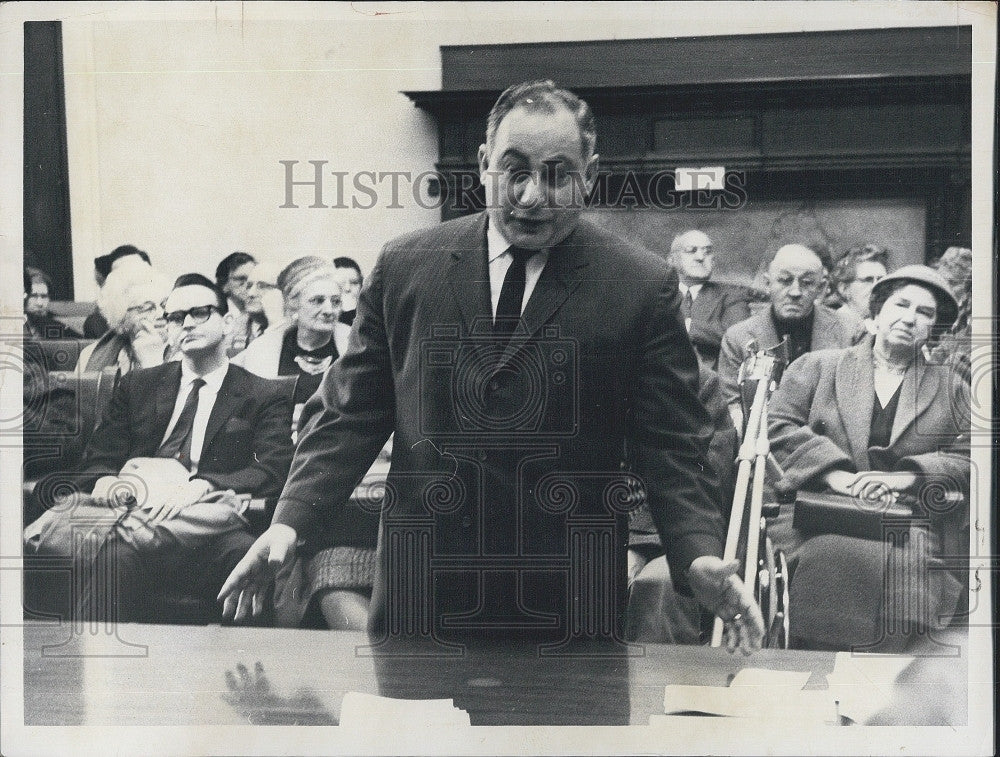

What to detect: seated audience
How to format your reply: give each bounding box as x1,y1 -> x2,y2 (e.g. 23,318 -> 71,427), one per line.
83,244 -> 152,338
332,256 -> 364,327
24,273 -> 294,623
216,252 -> 268,357
233,256 -> 351,408
824,243 -> 889,320
625,364 -> 739,643
766,265 -> 968,650
77,257 -> 172,374
24,267 -> 82,338
719,243 -> 866,430
667,230 -> 752,369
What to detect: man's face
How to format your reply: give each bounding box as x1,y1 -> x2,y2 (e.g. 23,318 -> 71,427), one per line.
224,262 -> 263,313
163,285 -> 231,357
764,245 -> 826,320
840,260 -> 886,317
24,281 -> 50,316
478,105 -> 597,251
670,231 -> 714,284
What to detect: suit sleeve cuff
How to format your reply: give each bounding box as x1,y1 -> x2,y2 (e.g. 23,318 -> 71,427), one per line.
668,532 -> 725,596
272,498 -> 323,544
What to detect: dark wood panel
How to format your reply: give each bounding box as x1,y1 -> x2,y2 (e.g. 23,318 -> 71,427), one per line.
653,114 -> 756,156
23,20 -> 73,299
759,103 -> 967,155
441,26 -> 971,91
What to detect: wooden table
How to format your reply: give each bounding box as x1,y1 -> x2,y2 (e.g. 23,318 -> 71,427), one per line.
23,622 -> 838,727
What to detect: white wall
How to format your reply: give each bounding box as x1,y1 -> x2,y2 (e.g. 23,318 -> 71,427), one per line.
52,1 -> 990,300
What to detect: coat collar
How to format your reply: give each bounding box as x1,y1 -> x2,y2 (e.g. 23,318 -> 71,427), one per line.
834,339 -> 876,468
888,347 -> 940,446
832,337 -> 941,463
153,361 -> 184,439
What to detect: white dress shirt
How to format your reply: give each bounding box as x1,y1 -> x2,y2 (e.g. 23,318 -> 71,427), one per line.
158,362 -> 229,474
677,282 -> 704,332
487,220 -> 549,318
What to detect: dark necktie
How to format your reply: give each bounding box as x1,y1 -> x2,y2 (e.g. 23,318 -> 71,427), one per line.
680,288 -> 694,321
494,246 -> 535,340
157,378 -> 206,470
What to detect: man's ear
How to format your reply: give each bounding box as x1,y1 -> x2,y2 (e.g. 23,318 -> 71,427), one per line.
221,311 -> 235,335
583,152 -> 599,193
477,143 -> 490,182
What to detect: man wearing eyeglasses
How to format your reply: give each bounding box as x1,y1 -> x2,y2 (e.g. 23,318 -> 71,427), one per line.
667,229 -> 752,370
718,243 -> 867,429
25,273 -> 293,623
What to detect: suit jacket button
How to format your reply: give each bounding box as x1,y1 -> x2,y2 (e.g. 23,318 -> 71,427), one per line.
461,516 -> 472,528
477,450 -> 488,461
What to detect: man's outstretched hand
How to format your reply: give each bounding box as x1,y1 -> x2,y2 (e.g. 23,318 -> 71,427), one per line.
218,524 -> 298,622
687,555 -> 765,655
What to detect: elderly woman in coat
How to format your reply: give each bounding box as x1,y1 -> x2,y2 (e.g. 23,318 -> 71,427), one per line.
767,265 -> 969,651
76,257 -> 172,374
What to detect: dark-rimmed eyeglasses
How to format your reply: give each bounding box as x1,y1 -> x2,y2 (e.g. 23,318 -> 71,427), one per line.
164,304 -> 221,326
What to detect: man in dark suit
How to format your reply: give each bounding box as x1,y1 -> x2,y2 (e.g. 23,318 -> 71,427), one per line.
668,229 -> 752,369
718,243 -> 867,430
24,274 -> 293,622
221,80 -> 764,653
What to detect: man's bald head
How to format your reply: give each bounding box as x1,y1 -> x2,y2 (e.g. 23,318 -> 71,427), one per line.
669,229 -> 714,284
764,244 -> 827,320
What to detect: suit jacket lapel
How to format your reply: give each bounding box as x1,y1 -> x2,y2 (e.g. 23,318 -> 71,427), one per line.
750,309 -> 780,353
835,342 -> 875,468
202,365 -> 241,455
889,356 -> 939,446
495,228 -> 590,371
446,213 -> 492,336
152,363 -> 183,444
690,282 -> 720,320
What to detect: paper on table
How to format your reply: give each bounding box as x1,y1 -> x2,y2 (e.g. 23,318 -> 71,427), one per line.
661,686 -> 835,723
824,652 -> 914,724
339,691 -> 471,729
662,668 -> 835,723
729,667 -> 813,690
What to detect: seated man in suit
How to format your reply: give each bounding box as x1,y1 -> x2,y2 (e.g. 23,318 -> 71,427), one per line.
718,243 -> 866,430
24,273 -> 293,623
669,230 -> 751,369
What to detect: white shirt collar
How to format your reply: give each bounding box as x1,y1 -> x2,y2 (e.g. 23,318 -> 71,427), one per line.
180,361 -> 229,393
486,218 -> 515,263
678,281 -> 704,299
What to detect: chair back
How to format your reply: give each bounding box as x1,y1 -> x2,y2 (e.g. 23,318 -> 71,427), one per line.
22,338 -> 95,372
